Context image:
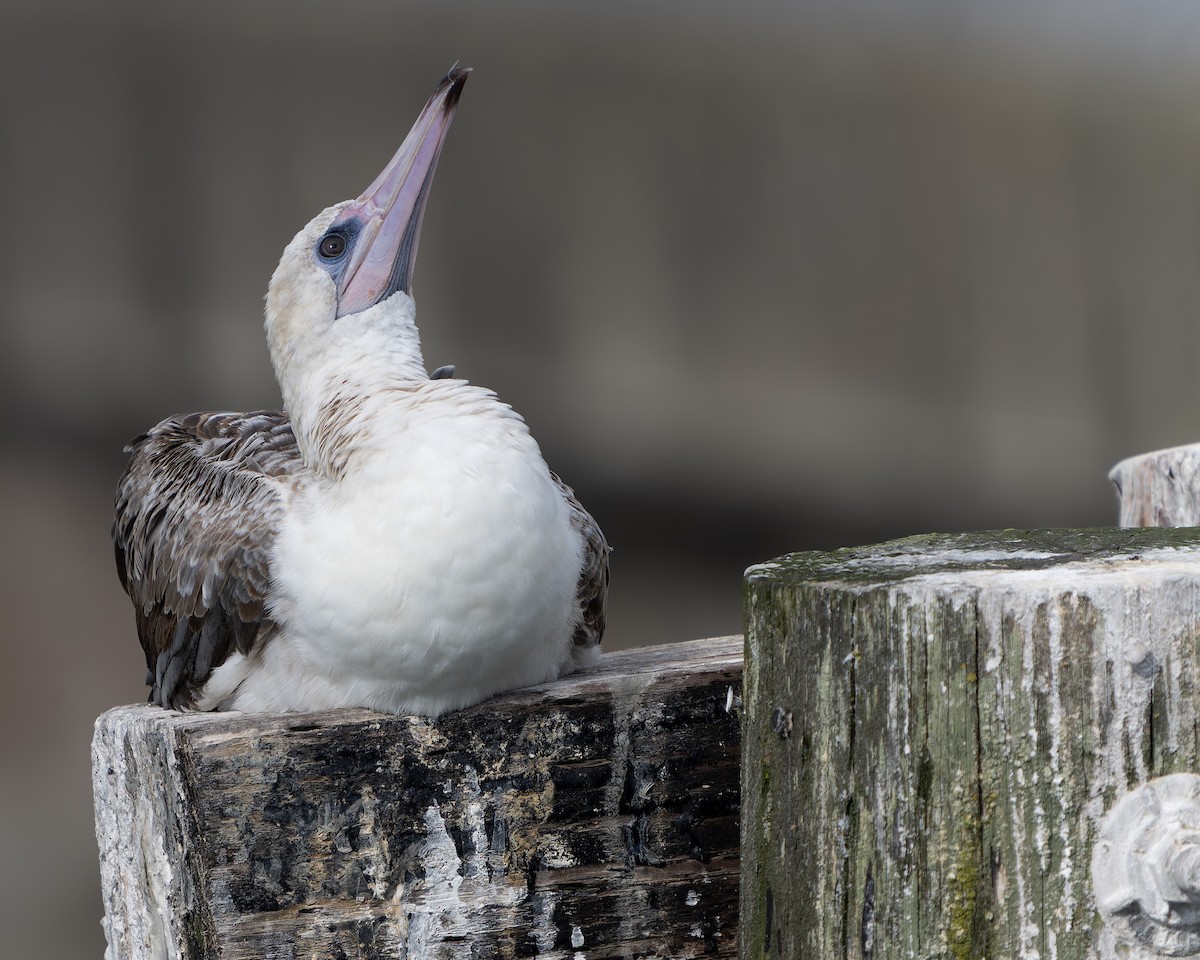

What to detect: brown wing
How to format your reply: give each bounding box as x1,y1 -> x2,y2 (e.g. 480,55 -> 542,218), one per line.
112,410 -> 302,709
552,472 -> 610,651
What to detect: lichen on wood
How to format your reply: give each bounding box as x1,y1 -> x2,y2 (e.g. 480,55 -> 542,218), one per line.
93,637 -> 743,960
741,528 -> 1200,960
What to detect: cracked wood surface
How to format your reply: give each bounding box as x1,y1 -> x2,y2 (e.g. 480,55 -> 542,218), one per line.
93,637 -> 742,960
741,529 -> 1200,960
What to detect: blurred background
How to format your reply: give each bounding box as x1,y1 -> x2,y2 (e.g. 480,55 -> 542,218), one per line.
5,0 -> 1200,954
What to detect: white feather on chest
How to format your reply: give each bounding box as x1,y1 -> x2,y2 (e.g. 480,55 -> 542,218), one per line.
204,386 -> 584,714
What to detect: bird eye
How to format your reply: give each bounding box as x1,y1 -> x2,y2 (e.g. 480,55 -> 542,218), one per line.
318,233 -> 347,259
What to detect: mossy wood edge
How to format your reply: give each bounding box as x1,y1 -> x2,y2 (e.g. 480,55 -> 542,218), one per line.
741,528 -> 1200,960
93,637 -> 742,960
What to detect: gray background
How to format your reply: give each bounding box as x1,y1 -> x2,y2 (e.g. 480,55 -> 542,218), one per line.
5,0 -> 1200,955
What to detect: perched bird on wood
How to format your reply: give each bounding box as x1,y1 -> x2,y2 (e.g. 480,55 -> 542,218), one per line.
113,67 -> 609,715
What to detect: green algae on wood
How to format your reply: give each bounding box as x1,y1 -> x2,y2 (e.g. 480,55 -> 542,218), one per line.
741,528 -> 1200,960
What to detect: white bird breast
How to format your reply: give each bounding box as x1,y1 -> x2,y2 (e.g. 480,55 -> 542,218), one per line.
233,399 -> 585,715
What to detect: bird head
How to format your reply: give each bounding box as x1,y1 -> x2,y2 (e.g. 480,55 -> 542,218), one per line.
265,67 -> 469,402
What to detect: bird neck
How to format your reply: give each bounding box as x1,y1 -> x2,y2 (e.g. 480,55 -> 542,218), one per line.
277,319 -> 429,481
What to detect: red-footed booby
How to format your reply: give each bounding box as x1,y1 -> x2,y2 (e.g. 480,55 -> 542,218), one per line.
113,68 -> 609,715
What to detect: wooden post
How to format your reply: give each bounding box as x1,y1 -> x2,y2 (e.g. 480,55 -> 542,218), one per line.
1110,443 -> 1200,526
740,528 -> 1200,960
93,637 -> 742,960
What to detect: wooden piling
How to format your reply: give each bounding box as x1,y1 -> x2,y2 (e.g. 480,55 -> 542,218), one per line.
93,637 -> 742,960
1111,443 -> 1200,527
741,528 -> 1200,960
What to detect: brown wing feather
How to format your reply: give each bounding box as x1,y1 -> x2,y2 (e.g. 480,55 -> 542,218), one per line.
113,410 -> 302,709
552,472 -> 610,651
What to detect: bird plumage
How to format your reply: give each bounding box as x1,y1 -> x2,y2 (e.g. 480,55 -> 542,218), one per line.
114,411 -> 297,707
112,68 -> 608,715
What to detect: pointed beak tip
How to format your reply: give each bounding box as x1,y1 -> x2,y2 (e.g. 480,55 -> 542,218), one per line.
441,65 -> 472,103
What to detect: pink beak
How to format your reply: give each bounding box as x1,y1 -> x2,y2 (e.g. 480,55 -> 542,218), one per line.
333,66 -> 469,317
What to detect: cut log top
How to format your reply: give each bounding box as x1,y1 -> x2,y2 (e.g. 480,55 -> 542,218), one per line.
93,637 -> 744,960
747,526 -> 1200,588
98,636 -> 743,741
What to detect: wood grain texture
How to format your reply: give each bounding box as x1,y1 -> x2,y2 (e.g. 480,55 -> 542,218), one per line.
93,637 -> 742,960
741,529 -> 1200,960
1110,443 -> 1200,527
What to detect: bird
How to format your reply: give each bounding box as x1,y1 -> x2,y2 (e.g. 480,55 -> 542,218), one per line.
112,67 -> 609,716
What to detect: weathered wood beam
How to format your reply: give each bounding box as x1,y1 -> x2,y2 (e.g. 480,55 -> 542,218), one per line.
1110,442 -> 1200,526
93,637 -> 742,960
741,528 -> 1200,960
